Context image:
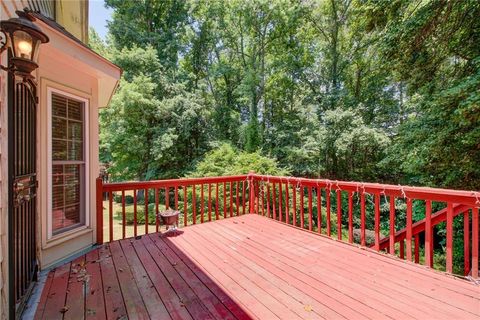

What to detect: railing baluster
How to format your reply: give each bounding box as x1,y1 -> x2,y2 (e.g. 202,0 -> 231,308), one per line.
122,190 -> 126,239
193,184 -> 197,224
242,181 -> 246,215
155,188 -> 159,233
273,183 -> 277,220
261,182 -> 265,216
267,183 -> 271,218
279,182 -> 283,222
109,191 -> 113,242
133,189 -> 137,237
414,235 -> 420,263
389,196 -> 396,255
337,190 -> 342,240
208,184 -> 212,221
308,186 -> 313,231
230,182 -> 234,217
292,184 -> 297,227
236,181 -> 240,216
165,187 -> 170,209
425,200 -> 433,267
348,191 -> 353,243
184,186 -> 188,227
244,182 -> 248,217
326,189 -> 331,237
145,188 -> 149,234
464,211 -> 470,276
472,207 -> 479,279
318,188 -> 322,234
400,239 -> 405,259
216,183 -> 220,220
222,182 -> 227,218
201,184 -> 205,223
174,186 -> 178,210
300,185 -> 304,229
374,193 -> 380,250
406,198 -> 413,261
360,192 -> 365,246
285,182 -> 290,224
446,202 -> 453,273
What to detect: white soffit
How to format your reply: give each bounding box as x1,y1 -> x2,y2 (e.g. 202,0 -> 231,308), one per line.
36,19 -> 121,108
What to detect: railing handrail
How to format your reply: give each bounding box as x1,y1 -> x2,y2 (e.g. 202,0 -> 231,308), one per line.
252,174 -> 480,207
102,174 -> 249,192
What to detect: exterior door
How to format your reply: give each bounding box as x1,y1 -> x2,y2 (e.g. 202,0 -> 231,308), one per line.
8,70 -> 38,318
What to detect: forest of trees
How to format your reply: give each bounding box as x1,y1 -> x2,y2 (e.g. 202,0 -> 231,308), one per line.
92,0 -> 480,191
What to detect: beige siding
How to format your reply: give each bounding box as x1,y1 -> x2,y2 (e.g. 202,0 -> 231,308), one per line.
1,9 -> 12,319
0,3 -> 15,318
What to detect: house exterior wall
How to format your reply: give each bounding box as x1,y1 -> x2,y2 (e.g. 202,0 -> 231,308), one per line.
55,0 -> 89,43
0,2 -> 117,318
0,1 -> 88,44
37,49 -> 99,268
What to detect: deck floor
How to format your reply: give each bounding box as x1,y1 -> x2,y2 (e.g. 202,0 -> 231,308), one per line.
34,214 -> 480,320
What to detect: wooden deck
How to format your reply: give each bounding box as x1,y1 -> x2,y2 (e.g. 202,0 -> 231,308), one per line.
34,214 -> 480,320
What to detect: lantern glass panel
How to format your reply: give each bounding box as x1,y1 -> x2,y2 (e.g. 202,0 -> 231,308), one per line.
12,30 -> 33,60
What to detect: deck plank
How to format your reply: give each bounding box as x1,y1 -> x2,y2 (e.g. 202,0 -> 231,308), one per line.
236,215 -> 480,316
170,234 -> 281,320
98,244 -> 127,320
109,240 -> 150,320
139,235 -> 215,320
85,249 -> 107,319
33,268 -> 55,320
183,228 -> 323,320
208,218 -> 446,319
147,234 -> 237,320
159,235 -> 255,320
130,236 -> 191,320
40,262 -> 71,320
63,256 -> 86,320
34,214 -> 480,320
119,239 -> 172,319
232,215 -> 477,318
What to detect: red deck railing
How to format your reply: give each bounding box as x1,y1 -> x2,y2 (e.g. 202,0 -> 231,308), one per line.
96,172 -> 479,279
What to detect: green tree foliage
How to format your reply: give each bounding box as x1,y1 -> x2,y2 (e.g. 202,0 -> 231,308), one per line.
365,0 -> 480,189
94,0 -> 479,191
99,45 -> 213,180
105,0 -> 189,71
188,143 -> 288,177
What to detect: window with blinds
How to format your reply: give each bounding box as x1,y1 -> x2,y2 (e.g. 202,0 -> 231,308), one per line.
51,93 -> 85,235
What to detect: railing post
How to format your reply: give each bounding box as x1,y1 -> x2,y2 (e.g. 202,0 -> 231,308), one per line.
248,171 -> 256,214
472,207 -> 479,279
96,177 -> 104,245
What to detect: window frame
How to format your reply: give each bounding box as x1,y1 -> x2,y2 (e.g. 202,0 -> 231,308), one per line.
47,87 -> 90,239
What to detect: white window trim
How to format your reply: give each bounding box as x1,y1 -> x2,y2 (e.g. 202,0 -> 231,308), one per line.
47,87 -> 90,240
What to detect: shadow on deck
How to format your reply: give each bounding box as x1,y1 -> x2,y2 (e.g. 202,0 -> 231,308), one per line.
34,215 -> 480,319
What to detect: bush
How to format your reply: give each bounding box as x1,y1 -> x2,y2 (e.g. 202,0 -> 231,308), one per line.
113,193 -> 134,204
187,143 -> 289,177
115,203 -> 166,225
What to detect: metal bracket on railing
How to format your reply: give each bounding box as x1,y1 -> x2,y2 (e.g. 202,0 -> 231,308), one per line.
473,192 -> 480,208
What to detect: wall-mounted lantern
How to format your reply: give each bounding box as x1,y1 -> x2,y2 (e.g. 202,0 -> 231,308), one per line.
0,11 -> 49,80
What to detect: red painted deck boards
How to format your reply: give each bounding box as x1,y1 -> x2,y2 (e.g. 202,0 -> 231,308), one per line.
35,215 -> 480,320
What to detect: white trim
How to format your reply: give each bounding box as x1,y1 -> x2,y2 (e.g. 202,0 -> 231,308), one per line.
46,87 -> 90,240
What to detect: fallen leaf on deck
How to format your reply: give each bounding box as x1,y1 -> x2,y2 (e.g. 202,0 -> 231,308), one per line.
304,305 -> 313,312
